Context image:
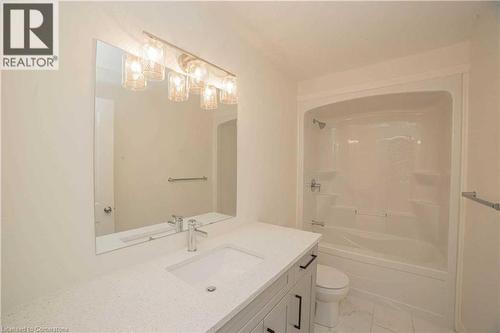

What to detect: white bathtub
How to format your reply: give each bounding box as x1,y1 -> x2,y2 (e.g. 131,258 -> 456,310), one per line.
312,225 -> 450,324
314,225 -> 446,270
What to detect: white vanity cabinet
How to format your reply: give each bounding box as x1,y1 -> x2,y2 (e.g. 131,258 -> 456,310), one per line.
219,245 -> 318,333
263,296 -> 288,333
287,269 -> 314,333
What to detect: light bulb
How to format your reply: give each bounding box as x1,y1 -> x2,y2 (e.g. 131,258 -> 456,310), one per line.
168,71 -> 188,102
130,61 -> 142,73
225,81 -> 234,93
142,39 -> 165,81
201,85 -> 218,110
122,54 -> 146,91
145,45 -> 160,62
173,76 -> 182,87
220,76 -> 238,105
187,61 -> 207,94
194,67 -> 204,80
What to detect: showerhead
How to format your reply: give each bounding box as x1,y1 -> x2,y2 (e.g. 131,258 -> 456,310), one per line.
313,118 -> 326,129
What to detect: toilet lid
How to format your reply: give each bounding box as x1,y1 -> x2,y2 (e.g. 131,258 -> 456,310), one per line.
316,264 -> 349,289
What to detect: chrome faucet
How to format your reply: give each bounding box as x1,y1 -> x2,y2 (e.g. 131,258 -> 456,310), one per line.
187,219 -> 208,252
167,214 -> 184,233
310,179 -> 321,192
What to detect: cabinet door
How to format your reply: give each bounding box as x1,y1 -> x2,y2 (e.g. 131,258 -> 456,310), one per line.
287,270 -> 313,333
249,321 -> 264,333
263,296 -> 288,333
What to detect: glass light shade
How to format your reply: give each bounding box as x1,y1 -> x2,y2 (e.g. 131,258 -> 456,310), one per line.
122,54 -> 147,91
142,40 -> 165,81
168,71 -> 189,102
187,61 -> 208,94
220,76 -> 238,105
201,85 -> 218,110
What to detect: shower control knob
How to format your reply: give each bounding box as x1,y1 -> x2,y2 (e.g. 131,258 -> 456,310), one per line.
103,206 -> 113,214
310,179 -> 321,192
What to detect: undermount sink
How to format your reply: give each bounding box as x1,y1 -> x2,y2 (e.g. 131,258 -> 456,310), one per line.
167,245 -> 264,288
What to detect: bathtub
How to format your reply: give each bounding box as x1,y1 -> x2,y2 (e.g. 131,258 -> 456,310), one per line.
300,78 -> 464,328
314,225 -> 446,270
312,224 -> 450,324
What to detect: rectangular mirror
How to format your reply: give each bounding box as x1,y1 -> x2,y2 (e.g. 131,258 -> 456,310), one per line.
94,38 -> 237,254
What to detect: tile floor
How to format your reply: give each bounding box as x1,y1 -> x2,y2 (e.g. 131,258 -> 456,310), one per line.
314,295 -> 455,333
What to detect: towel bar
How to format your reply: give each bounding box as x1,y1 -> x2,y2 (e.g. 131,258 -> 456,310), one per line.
462,191 -> 500,211
168,176 -> 208,182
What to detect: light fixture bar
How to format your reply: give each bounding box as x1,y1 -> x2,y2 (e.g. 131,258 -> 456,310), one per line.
142,31 -> 236,77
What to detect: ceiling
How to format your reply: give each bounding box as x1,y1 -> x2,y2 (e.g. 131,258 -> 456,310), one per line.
206,2 -> 487,81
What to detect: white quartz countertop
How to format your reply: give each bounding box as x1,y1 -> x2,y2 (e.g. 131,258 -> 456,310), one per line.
4,222 -> 321,333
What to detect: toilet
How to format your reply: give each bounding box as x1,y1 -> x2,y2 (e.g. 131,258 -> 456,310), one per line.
315,264 -> 350,328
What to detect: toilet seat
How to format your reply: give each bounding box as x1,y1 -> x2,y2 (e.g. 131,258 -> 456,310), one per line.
316,264 -> 349,290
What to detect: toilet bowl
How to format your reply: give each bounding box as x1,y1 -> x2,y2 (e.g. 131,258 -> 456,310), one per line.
315,264 -> 350,328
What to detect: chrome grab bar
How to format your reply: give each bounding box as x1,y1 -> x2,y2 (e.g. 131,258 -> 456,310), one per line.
311,220 -> 325,227
168,176 -> 207,182
462,191 -> 500,211
355,209 -> 388,217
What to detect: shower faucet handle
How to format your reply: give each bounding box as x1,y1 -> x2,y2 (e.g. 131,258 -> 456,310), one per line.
309,179 -> 321,192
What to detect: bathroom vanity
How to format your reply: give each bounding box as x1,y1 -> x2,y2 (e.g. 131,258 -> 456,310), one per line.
2,35 -> 321,332
3,221 -> 320,332
219,243 -> 318,333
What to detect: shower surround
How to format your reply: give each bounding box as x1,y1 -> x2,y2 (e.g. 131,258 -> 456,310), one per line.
300,75 -> 463,328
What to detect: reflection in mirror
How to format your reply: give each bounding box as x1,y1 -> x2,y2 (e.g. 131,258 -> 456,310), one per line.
94,40 -> 237,254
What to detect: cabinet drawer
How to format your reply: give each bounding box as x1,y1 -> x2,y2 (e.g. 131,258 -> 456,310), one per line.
291,246 -> 318,284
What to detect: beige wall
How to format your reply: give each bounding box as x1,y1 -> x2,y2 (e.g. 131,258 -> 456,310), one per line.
460,5 -> 500,332
1,2 -> 297,311
96,78 -> 223,232
217,119 -> 237,216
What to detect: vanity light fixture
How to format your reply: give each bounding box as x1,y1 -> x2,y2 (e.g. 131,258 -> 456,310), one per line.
168,71 -> 189,102
220,76 -> 238,105
187,61 -> 208,94
123,31 -> 238,108
200,85 -> 218,110
122,54 -> 147,91
142,38 -> 165,81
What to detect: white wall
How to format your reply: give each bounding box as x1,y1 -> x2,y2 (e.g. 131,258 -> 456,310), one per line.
1,2 -> 297,311
298,42 -> 469,101
460,5 -> 500,333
